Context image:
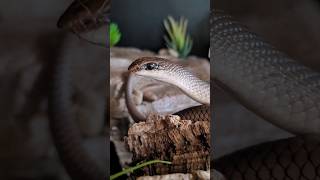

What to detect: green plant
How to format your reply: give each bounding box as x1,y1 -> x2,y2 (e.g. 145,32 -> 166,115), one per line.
109,22 -> 121,47
110,160 -> 172,180
163,16 -> 193,58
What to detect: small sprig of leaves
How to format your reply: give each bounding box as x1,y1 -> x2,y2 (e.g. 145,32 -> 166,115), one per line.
163,16 -> 193,58
109,22 -> 121,47
110,160 -> 172,180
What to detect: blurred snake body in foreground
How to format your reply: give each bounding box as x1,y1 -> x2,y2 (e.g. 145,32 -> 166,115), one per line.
48,1 -> 110,179
48,58 -> 105,180
211,11 -> 320,179
211,11 -> 320,137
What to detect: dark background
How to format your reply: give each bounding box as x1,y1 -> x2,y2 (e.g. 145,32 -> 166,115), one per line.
110,0 -> 210,57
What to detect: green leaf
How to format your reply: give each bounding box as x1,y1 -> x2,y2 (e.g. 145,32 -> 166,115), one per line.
110,160 -> 172,180
163,16 -> 193,58
109,22 -> 121,47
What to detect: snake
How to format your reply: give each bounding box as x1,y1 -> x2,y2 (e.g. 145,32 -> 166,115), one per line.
124,11 -> 320,179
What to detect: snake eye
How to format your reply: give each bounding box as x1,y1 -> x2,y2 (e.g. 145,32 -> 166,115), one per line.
145,63 -> 158,70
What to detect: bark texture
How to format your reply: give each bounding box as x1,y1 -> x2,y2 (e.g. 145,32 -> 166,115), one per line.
125,114 -> 210,175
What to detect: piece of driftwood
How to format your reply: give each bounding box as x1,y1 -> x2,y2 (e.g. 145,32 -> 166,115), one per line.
125,114 -> 210,175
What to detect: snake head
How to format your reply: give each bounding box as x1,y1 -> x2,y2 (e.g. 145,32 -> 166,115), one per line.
128,57 -> 177,82
128,57 -> 165,73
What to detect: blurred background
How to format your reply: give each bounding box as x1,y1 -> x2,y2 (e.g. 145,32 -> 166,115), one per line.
213,0 -> 320,158
0,0 -> 106,179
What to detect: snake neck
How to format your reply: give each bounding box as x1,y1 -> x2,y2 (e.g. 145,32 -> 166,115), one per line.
176,74 -> 210,105
155,64 -> 210,105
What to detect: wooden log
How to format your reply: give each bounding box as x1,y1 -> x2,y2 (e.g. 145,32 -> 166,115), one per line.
125,114 -> 210,175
